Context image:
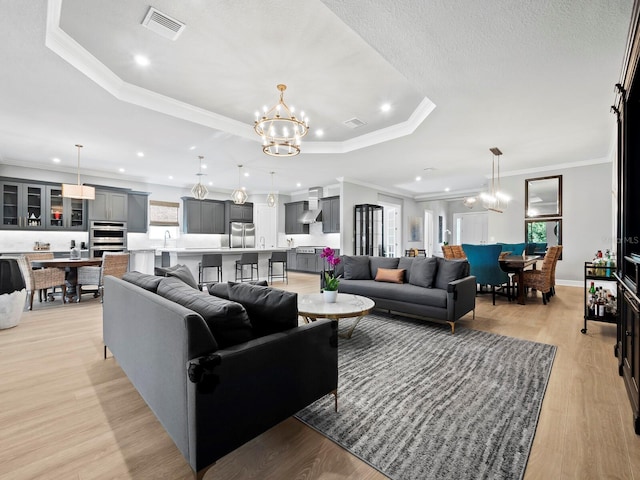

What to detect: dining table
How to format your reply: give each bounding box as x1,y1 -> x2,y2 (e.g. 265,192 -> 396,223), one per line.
499,255 -> 541,305
30,257 -> 103,302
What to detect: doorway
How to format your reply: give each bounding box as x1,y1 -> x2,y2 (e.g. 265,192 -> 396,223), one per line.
379,202 -> 401,257
424,210 -> 434,256
453,212 -> 488,245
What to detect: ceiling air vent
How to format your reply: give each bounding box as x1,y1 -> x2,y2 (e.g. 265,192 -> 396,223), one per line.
141,7 -> 186,41
343,117 -> 367,129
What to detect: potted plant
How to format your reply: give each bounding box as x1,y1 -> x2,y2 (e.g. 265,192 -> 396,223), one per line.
320,247 -> 341,303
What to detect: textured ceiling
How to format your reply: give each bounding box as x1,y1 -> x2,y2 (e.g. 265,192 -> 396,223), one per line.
0,0 -> 633,198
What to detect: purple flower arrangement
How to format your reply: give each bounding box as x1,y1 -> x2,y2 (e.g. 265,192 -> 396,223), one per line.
320,247 -> 341,291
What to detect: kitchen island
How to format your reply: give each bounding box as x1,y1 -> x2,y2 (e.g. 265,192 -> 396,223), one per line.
154,247 -> 290,285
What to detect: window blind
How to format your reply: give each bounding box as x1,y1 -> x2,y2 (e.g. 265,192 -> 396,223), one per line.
149,200 -> 180,226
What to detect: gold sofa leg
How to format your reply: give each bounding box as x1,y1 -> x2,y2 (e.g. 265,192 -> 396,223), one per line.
446,321 -> 456,334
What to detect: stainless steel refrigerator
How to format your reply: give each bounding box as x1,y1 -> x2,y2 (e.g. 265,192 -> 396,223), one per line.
230,222 -> 256,248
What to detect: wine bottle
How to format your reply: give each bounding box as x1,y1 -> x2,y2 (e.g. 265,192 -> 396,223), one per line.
589,281 -> 596,295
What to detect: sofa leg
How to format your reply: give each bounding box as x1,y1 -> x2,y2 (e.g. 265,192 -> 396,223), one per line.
332,388 -> 339,412
446,321 -> 455,334
193,463 -> 215,480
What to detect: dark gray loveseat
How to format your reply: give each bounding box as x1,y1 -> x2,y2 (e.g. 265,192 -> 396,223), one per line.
331,255 -> 476,333
103,273 -> 337,479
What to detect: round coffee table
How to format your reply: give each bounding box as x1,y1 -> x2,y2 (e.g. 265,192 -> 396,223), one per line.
298,293 -> 374,339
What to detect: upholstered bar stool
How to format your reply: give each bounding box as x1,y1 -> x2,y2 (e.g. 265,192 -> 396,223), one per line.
199,254 -> 223,289
235,253 -> 259,282
268,251 -> 288,284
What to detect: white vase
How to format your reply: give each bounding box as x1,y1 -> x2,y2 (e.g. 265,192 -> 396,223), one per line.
323,290 -> 338,303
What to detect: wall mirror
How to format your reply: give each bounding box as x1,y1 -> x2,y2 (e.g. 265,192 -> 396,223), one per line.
525,175 -> 562,218
525,219 -> 562,250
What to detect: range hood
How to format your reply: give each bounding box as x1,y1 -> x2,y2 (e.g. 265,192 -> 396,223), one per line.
299,187 -> 323,224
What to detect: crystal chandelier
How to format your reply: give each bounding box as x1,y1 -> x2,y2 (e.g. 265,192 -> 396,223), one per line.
480,147 -> 510,213
231,164 -> 248,204
62,144 -> 95,200
254,84 -> 309,157
266,171 -> 276,207
191,156 -> 208,200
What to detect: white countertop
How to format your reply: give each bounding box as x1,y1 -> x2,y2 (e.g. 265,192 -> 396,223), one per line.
154,247 -> 288,255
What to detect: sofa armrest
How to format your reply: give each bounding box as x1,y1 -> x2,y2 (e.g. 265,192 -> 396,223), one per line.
446,275 -> 476,321
186,318 -> 338,472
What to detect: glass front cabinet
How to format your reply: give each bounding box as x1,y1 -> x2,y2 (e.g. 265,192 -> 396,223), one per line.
1,181 -> 45,229
0,180 -> 86,230
46,186 -> 87,230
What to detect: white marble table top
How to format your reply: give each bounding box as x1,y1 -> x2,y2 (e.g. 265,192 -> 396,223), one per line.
298,293 -> 375,320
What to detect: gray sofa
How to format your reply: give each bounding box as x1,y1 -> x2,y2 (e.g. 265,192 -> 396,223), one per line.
330,255 -> 476,333
103,272 -> 337,479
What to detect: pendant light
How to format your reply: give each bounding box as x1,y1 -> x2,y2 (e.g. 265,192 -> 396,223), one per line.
62,144 -> 95,200
480,147 -> 510,213
191,156 -> 208,200
266,171 -> 276,207
231,164 -> 248,204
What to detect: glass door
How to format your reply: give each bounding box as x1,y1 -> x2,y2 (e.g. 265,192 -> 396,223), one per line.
48,186 -> 64,228
1,182 -> 20,227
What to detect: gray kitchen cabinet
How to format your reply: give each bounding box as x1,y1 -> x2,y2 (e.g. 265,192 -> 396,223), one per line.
127,192 -> 149,233
285,201 -> 309,234
287,249 -> 297,270
320,196 -> 340,233
296,253 -> 317,272
182,197 -> 225,234
1,180 -> 46,229
225,201 -> 253,223
90,189 -> 128,221
45,185 -> 86,231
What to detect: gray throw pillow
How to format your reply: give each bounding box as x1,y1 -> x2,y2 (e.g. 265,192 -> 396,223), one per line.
369,257 -> 400,279
157,277 -> 253,348
208,280 -> 268,299
434,258 -> 469,290
164,264 -> 199,290
398,257 -> 414,283
227,282 -> 298,337
122,271 -> 163,293
409,257 -> 438,288
342,256 -> 371,280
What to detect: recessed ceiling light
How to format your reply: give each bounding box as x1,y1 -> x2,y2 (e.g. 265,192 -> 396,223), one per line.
296,182 -> 301,187
244,172 -> 249,177
189,146 -> 196,150
445,187 -> 450,192
202,164 -> 207,169
241,187 -> 246,191
137,152 -> 144,157
415,176 -> 421,181
52,157 -> 61,163
168,175 -> 173,180
316,129 -> 324,137
208,181 -> 213,186
134,55 -> 150,66
381,103 -> 391,112
119,168 -> 125,173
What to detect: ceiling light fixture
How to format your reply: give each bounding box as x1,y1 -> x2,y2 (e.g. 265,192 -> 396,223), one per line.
463,197 -> 477,209
231,165 -> 248,204
62,144 -> 95,200
191,155 -> 208,200
267,171 -> 277,208
254,84 -> 309,157
480,147 -> 510,213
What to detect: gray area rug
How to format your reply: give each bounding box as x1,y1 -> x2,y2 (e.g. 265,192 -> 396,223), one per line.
295,313 -> 556,480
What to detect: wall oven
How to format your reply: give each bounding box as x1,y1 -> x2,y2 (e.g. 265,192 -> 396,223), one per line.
89,220 -> 127,258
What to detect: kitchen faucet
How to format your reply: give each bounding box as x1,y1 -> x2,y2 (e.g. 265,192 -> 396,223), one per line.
164,230 -> 171,248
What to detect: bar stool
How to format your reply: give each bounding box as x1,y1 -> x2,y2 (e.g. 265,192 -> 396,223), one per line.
268,251 -> 288,284
199,254 -> 223,289
235,253 -> 259,282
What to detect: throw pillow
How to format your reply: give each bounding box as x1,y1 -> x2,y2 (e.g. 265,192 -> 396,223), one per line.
122,271 -> 163,293
434,258 -> 469,290
208,280 -> 269,299
227,282 -> 298,337
397,257 -> 414,283
164,264 -> 199,290
375,268 -> 405,284
157,277 -> 253,348
369,257 -> 400,279
342,256 -> 371,280
409,257 -> 438,288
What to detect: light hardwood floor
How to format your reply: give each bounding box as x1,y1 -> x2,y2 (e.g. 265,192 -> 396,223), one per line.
1,273 -> 639,479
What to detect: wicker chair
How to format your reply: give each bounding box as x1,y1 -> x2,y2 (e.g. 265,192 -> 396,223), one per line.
520,245 -> 562,304
443,245 -> 466,259
77,253 -> 130,302
24,252 -> 67,310
549,245 -> 563,297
